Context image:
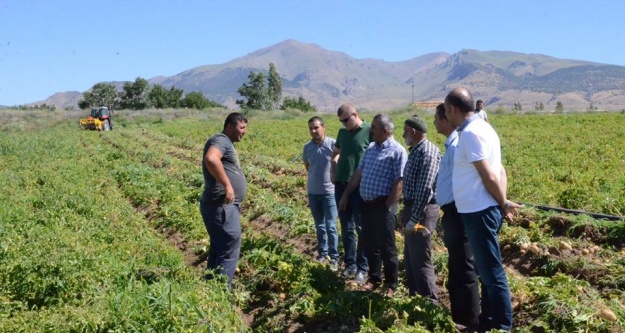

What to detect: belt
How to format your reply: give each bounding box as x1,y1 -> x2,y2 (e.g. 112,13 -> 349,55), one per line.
363,196 -> 388,205
334,181 -> 350,186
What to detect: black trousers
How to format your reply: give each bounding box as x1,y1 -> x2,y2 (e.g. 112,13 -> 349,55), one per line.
361,199 -> 399,290
441,202 -> 480,328
401,201 -> 439,301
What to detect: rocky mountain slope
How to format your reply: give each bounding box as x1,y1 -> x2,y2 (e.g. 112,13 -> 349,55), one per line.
36,39 -> 625,112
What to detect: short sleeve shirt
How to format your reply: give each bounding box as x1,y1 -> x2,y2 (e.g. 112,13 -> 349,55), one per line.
334,123 -> 372,182
452,117 -> 501,213
202,133 -> 247,204
358,137 -> 408,201
303,136 -> 336,195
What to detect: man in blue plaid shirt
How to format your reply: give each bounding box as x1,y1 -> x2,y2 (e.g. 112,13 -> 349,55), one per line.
338,114 -> 407,297
400,115 -> 441,302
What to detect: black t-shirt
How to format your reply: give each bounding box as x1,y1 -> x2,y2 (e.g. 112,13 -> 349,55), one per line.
201,133 -> 247,204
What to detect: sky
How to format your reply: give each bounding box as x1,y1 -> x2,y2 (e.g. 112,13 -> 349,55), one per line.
1,0 -> 623,106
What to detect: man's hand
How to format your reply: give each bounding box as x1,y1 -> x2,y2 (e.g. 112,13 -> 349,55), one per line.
502,200 -> 523,221
224,184 -> 235,205
404,221 -> 416,235
405,220 -> 430,236
338,195 -> 348,211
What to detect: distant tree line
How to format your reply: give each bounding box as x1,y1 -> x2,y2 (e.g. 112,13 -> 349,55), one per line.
7,63 -> 316,113
5,103 -> 58,111
77,78 -> 224,111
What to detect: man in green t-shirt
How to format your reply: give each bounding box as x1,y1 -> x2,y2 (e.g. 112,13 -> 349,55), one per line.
330,103 -> 372,284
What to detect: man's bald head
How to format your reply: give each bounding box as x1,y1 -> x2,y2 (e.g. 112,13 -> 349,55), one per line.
444,87 -> 474,113
337,103 -> 356,117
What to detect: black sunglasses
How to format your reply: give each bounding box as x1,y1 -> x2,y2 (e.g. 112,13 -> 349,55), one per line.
340,114 -> 353,123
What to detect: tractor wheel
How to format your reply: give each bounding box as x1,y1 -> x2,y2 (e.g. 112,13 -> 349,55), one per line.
102,120 -> 111,131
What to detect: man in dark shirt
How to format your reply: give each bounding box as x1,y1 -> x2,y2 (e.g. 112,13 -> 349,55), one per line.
200,112 -> 248,288
331,103 -> 371,284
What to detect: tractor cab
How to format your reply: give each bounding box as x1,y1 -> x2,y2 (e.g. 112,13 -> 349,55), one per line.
90,107 -> 111,119
80,107 -> 113,131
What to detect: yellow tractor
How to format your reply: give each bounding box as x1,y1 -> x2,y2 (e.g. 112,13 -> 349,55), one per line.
80,107 -> 113,131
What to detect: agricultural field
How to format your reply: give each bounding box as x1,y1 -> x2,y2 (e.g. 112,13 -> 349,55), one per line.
0,108 -> 624,332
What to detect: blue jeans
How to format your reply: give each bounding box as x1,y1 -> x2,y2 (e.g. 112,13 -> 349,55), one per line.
461,206 -> 513,331
200,201 -> 241,288
308,193 -> 339,260
334,183 -> 368,272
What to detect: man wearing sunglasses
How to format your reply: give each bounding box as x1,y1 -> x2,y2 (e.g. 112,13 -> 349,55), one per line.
330,103 -> 372,284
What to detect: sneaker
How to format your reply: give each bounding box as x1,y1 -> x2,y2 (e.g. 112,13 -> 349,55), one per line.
317,256 -> 327,264
343,267 -> 357,278
354,271 -> 366,285
329,260 -> 339,272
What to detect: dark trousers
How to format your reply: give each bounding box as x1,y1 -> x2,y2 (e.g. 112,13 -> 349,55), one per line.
200,201 -> 241,288
334,183 -> 368,272
402,201 -> 439,301
461,206 -> 513,331
361,199 -> 399,290
441,202 -> 480,328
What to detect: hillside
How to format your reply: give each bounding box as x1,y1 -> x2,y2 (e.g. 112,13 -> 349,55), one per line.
34,39 -> 625,112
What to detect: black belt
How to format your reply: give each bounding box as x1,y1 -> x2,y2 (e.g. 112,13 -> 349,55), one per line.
334,181 -> 350,186
364,196 -> 388,205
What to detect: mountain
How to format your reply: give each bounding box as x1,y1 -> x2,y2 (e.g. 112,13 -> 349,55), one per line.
35,39 -> 625,112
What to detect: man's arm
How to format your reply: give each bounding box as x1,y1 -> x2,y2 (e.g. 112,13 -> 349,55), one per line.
205,147 -> 234,204
409,152 -> 441,223
330,147 -> 340,183
386,178 -> 403,209
338,168 -> 361,211
473,160 -> 521,220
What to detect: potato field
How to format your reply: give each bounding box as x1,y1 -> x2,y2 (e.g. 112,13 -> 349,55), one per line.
0,108 -> 624,332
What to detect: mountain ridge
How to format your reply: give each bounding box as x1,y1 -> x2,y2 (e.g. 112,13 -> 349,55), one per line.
31,40 -> 625,112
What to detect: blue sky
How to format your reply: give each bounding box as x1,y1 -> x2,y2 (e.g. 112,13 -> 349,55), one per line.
1,0 -> 623,106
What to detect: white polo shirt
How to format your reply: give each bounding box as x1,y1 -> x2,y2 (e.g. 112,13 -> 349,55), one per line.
452,117 -> 501,213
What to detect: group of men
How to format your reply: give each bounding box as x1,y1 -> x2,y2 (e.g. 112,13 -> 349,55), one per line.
200,87 -> 520,331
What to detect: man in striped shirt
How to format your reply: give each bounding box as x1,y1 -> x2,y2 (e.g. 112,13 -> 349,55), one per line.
338,114 -> 407,297
400,115 -> 441,301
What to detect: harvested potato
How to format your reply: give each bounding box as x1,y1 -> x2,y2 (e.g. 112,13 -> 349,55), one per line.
559,241 -> 573,251
599,307 -> 617,321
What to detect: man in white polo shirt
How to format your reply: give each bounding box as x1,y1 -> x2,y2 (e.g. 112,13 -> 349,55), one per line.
444,87 -> 521,332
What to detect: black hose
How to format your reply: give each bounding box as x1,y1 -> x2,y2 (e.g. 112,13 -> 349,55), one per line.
519,202 -> 624,221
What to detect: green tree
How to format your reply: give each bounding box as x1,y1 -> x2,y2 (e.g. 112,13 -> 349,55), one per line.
182,91 -> 223,109
148,84 -> 184,108
78,100 -> 90,110
555,101 -> 564,113
280,96 -> 317,112
79,83 -> 118,110
120,77 -> 150,110
267,63 -> 283,110
167,86 -> 184,108
147,84 -> 168,109
237,71 -> 270,110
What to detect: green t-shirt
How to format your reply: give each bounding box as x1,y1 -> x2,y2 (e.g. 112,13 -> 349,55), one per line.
335,122 -> 372,182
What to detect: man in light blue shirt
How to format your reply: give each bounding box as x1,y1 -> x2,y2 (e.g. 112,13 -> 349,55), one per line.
434,103 -> 479,330
303,117 -> 339,271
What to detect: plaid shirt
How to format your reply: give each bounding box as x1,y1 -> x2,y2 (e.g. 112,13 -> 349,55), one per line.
403,138 -> 441,222
358,136 -> 408,201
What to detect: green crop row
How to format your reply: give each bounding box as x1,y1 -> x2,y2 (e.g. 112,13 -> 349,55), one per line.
1,109 -> 624,332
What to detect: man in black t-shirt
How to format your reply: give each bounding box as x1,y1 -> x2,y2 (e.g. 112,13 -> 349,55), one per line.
200,112 -> 248,288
